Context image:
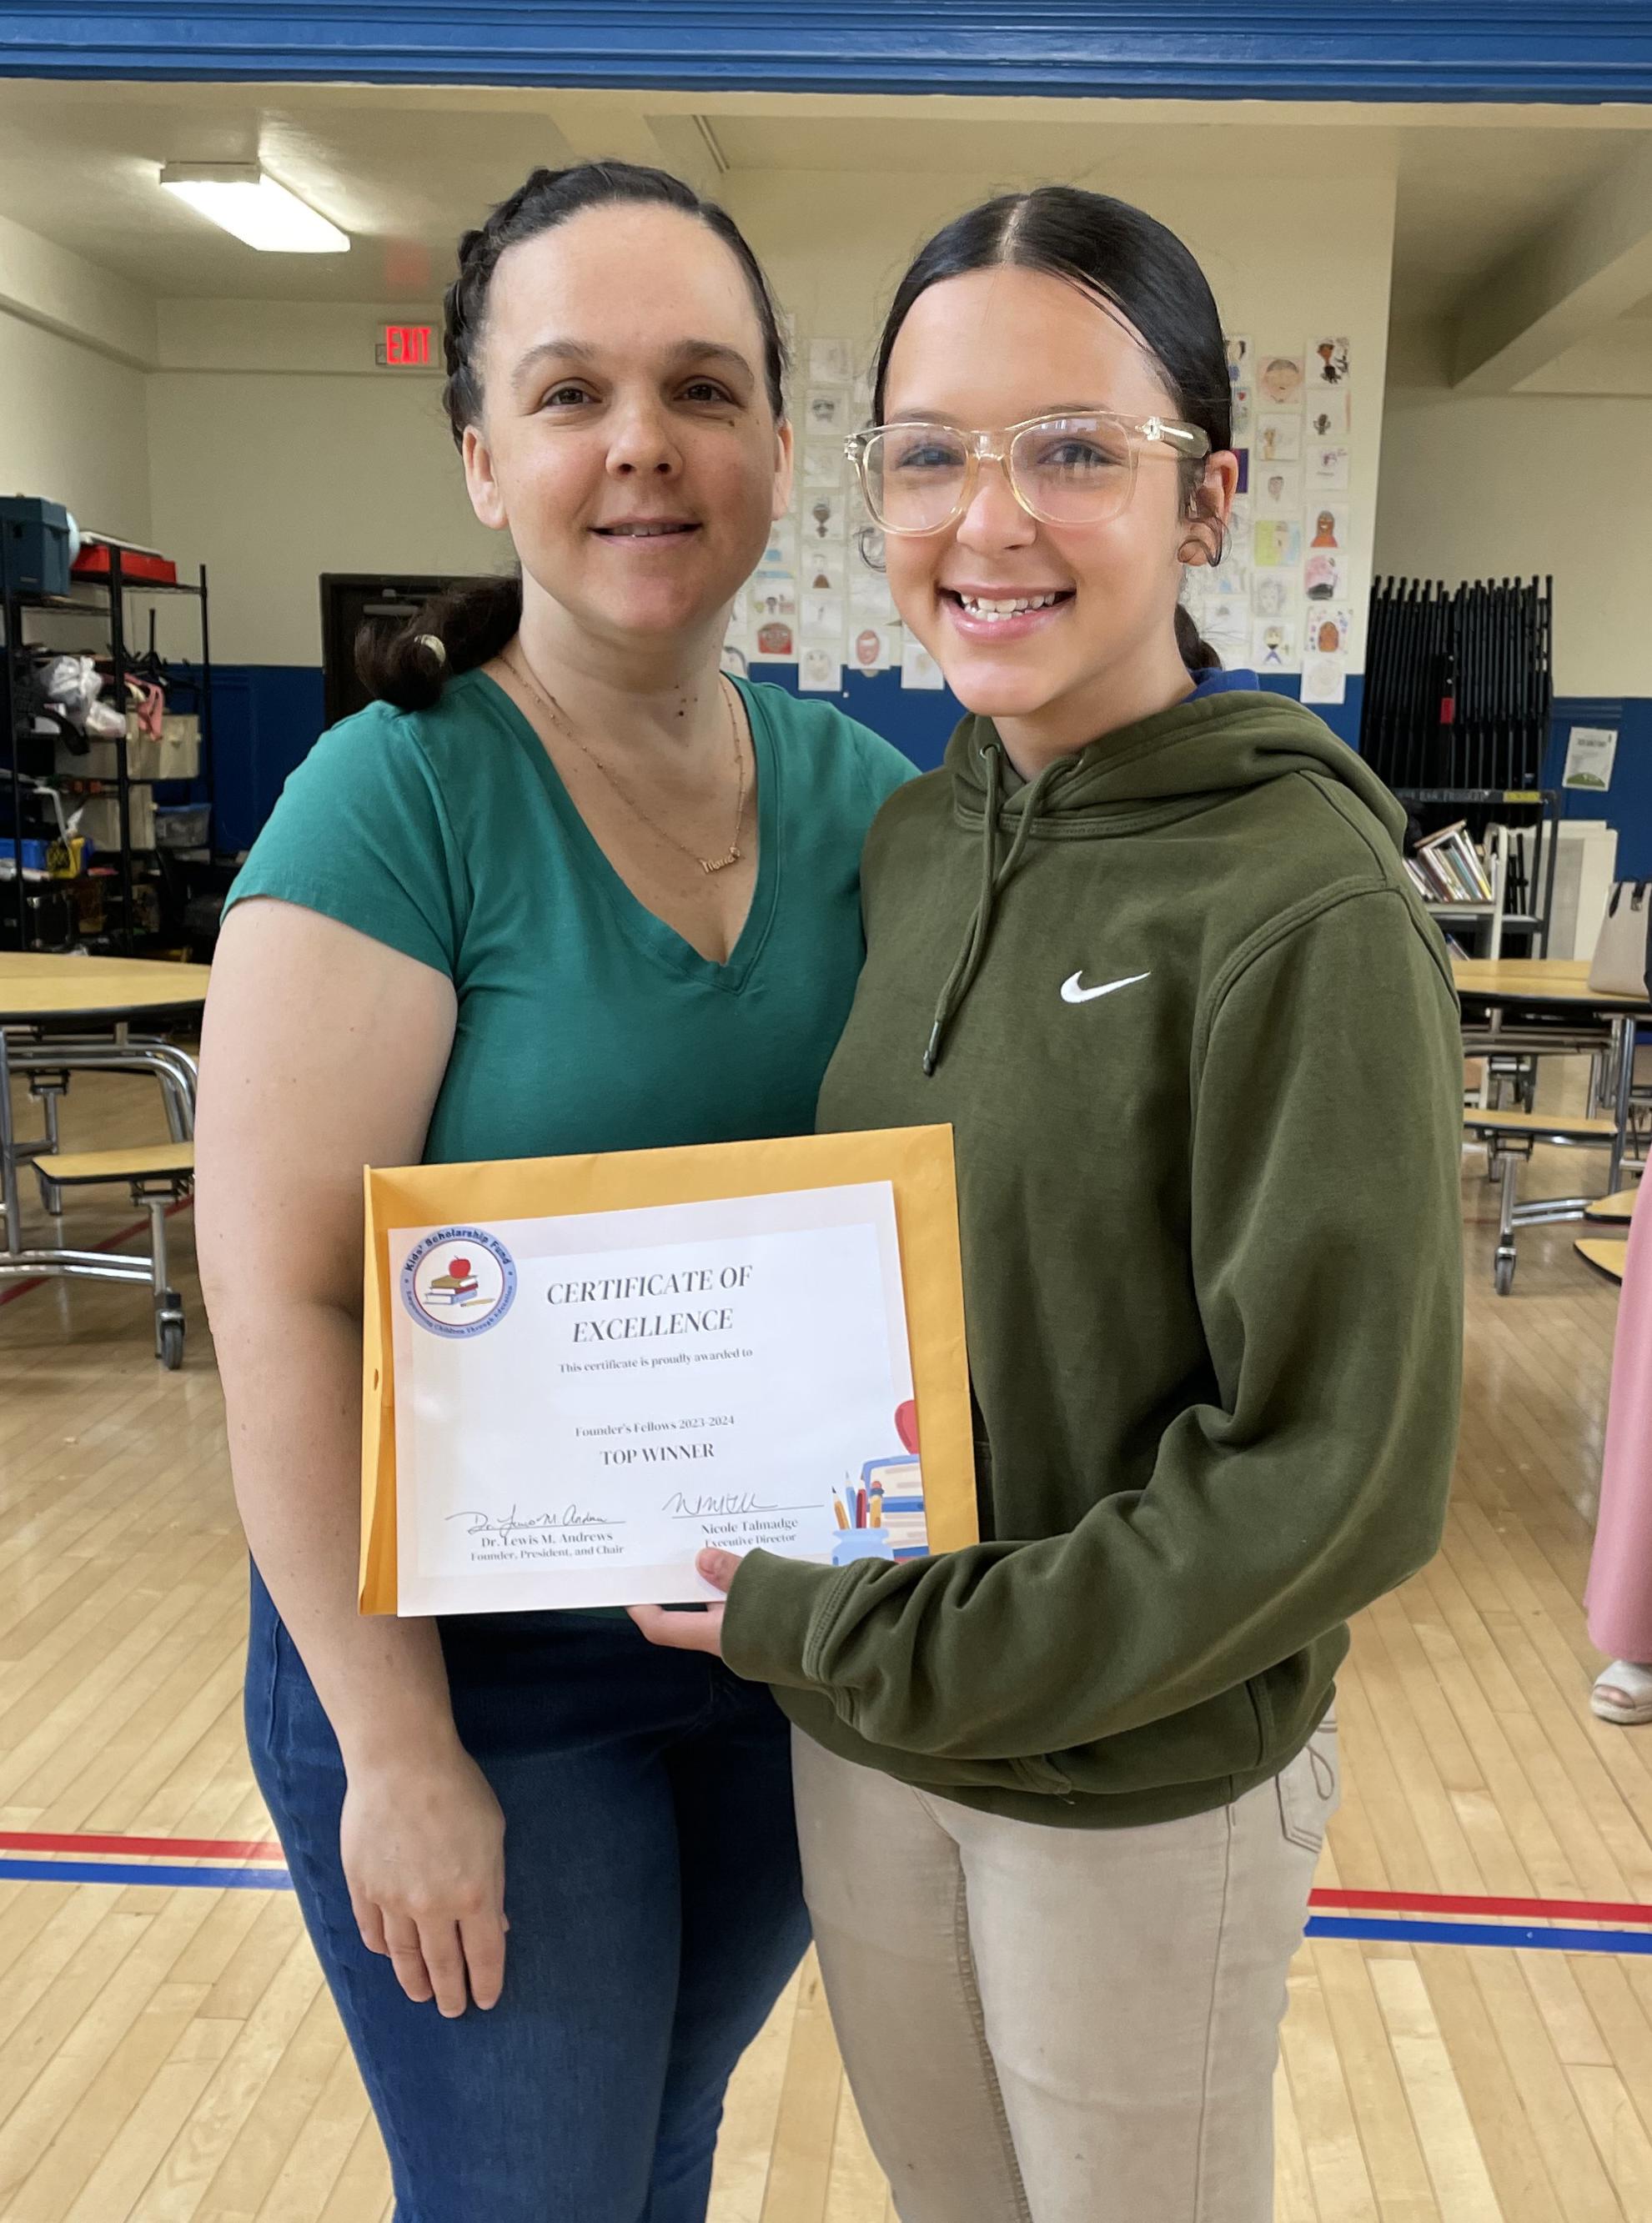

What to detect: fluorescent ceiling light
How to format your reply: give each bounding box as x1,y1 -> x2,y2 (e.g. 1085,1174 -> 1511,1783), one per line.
159,163 -> 349,253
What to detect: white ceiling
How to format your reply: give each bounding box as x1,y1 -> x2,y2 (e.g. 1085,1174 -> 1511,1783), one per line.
0,76 -> 1644,329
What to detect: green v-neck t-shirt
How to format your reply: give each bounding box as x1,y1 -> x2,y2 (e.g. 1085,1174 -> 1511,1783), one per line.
223,668 -> 916,1165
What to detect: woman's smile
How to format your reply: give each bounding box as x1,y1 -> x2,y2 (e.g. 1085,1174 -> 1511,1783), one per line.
590,515 -> 705,547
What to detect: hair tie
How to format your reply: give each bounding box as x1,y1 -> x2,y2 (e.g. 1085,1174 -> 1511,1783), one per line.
414,633 -> 448,666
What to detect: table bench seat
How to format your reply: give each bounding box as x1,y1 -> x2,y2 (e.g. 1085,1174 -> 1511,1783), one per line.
1584,1187 -> 1639,1223
36,1142 -> 194,1186
1575,1237 -> 1629,1284
1462,1109 -> 1617,1143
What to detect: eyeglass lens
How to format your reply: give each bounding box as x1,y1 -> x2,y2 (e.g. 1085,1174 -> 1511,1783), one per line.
861,418 -> 1139,531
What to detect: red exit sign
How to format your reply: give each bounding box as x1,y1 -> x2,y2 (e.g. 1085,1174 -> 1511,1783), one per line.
376,324 -> 432,368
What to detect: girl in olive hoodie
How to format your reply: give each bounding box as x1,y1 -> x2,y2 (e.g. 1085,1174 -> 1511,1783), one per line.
634,189 -> 1463,2223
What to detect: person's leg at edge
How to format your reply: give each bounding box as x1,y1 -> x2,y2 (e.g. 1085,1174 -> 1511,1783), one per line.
647,1673 -> 813,2219
246,1568 -> 728,2223
790,1729 -> 1032,2223
1587,1179 -> 1652,1720
959,1721 -> 1338,2223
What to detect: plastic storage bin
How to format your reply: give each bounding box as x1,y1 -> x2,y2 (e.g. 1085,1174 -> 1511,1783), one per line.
155,805 -> 210,850
0,498 -> 72,596
81,791 -> 157,851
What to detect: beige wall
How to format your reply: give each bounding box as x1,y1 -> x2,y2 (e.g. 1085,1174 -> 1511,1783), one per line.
0,305 -> 152,544
1374,372 -> 1644,697
145,366 -> 497,665
134,163 -> 1396,666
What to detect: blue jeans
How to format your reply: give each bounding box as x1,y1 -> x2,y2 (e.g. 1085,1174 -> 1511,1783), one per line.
245,1568 -> 809,2223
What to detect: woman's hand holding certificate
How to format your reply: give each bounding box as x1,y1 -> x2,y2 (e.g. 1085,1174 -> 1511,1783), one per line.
627,1545 -> 741,1656
361,1128 -> 976,1617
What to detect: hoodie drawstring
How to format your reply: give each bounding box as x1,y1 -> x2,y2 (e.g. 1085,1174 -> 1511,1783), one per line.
922,740 -> 1066,1076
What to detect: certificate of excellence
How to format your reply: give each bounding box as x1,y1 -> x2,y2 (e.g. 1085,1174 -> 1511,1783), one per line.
360,1128 -> 975,1615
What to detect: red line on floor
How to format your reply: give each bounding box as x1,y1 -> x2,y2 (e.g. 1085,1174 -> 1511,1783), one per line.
0,1196 -> 193,1310
0,1829 -> 283,1862
1311,1886 -> 1652,1927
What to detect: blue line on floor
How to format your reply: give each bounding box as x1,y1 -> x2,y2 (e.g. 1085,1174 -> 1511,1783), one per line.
0,1857 -> 293,1890
3,1862 -> 1649,1953
1306,1914 -> 1652,1955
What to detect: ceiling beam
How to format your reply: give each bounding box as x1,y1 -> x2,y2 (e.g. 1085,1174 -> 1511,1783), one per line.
1452,136 -> 1652,394
544,97 -> 723,197
0,211 -> 154,367
1515,321 -> 1652,397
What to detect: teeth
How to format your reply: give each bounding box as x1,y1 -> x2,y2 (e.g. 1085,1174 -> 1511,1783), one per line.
957,592 -> 1060,620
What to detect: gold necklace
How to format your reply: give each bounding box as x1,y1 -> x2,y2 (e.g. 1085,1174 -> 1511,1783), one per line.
506,646 -> 748,876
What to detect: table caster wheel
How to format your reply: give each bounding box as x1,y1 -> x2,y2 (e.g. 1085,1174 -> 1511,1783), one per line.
1494,1252 -> 1516,1297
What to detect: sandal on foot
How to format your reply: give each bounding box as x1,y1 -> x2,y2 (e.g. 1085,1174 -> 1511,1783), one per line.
1592,1660 -> 1652,1724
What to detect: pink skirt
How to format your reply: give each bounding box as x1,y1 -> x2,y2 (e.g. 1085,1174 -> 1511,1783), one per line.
1586,1175 -> 1652,1661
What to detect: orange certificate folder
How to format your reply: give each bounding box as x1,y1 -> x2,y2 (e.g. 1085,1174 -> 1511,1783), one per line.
361,1125 -> 976,1615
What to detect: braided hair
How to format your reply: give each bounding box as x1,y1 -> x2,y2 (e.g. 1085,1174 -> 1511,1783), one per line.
358,161 -> 790,710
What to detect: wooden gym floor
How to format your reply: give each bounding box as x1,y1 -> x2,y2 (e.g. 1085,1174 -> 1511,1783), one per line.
1,1066 -> 1650,2223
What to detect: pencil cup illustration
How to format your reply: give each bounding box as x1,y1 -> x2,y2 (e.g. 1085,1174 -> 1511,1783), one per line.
831,1527 -> 896,1566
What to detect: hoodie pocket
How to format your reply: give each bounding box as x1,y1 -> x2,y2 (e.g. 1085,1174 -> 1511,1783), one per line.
1008,1752 -> 1074,1796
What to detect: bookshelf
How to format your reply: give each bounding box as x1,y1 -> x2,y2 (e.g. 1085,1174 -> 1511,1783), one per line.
1396,790 -> 1559,959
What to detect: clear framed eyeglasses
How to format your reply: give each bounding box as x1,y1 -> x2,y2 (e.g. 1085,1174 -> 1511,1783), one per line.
845,410 -> 1212,536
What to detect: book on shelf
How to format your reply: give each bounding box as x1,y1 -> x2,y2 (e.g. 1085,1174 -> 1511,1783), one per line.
1403,856 -> 1437,902
1408,846 -> 1461,903
1414,820 -> 1494,903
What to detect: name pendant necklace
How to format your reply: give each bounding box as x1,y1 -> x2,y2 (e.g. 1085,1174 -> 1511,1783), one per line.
506,646 -> 747,876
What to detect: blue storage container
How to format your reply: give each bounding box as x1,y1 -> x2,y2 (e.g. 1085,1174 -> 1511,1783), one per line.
0,497 -> 72,596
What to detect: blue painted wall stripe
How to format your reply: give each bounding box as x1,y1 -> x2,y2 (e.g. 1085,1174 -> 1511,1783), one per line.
4,6 -> 1651,103
205,662 -> 1362,855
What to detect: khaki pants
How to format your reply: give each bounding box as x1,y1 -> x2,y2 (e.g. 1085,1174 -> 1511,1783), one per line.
792,1719 -> 1338,2223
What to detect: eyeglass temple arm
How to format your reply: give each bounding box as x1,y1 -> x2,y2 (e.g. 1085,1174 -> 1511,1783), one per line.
1143,417 -> 1212,459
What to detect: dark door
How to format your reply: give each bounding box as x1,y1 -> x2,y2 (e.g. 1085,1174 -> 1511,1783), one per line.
319,573 -> 495,728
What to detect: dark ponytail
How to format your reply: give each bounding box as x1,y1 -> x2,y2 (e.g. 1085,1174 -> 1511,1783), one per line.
871,187 -> 1233,670
357,159 -> 789,711
354,578 -> 523,713
1174,604 -> 1222,672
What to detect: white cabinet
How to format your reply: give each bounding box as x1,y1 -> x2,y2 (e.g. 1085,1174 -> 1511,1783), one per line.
1548,819 -> 1620,961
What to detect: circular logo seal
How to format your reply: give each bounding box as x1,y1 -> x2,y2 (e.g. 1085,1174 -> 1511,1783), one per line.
400,1227 -> 517,1339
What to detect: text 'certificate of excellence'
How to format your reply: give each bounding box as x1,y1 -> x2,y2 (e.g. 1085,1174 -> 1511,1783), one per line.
360,1127 -> 976,1616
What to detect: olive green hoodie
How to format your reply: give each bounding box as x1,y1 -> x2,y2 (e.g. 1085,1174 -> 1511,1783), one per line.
722,688 -> 1464,1828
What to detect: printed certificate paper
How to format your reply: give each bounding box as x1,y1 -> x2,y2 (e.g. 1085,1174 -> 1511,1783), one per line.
361,1128 -> 975,1616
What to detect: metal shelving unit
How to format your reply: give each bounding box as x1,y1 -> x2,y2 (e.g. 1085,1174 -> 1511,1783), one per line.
1395,787 -> 1561,956
1,539 -> 214,954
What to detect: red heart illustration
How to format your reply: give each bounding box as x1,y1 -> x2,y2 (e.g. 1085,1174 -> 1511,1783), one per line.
895,1400 -> 919,1455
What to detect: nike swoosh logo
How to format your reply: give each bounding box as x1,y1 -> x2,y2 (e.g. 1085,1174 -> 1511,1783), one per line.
1061,971 -> 1150,1005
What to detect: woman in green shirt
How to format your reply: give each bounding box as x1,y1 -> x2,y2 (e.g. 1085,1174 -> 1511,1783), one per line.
194,162 -> 911,2223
